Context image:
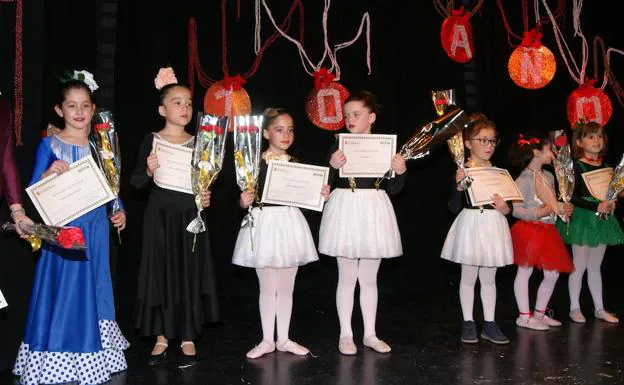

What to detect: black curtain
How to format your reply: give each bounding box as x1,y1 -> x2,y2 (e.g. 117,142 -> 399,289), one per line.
2,0 -> 623,370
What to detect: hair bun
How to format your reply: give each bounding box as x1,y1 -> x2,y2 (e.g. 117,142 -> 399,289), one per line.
469,112 -> 488,122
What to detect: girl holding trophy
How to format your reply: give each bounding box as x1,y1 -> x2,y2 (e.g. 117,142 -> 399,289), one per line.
232,108 -> 329,359
131,68 -> 220,368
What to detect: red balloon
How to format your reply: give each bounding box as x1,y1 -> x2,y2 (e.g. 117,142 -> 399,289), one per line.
440,11 -> 474,64
204,82 -> 252,132
305,82 -> 350,131
566,84 -> 612,127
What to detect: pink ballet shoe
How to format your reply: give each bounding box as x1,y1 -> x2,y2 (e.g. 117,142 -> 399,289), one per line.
338,337 -> 357,355
595,309 -> 619,324
363,336 -> 391,353
246,340 -> 276,359
276,340 -> 309,356
569,309 -> 586,323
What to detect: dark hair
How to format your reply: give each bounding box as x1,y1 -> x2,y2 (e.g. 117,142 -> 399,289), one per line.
571,121 -> 608,159
465,113 -> 496,139
509,132 -> 549,169
262,107 -> 291,131
159,83 -> 191,105
56,79 -> 95,107
345,90 -> 380,114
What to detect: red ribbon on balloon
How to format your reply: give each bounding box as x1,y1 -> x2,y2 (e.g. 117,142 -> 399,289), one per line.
223,74 -> 247,91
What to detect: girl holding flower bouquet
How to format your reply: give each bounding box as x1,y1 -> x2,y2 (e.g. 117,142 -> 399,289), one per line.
232,108 -> 329,359
319,91 -> 407,355
13,76 -> 129,385
440,114 -> 512,345
556,121 -> 624,324
508,133 -> 574,331
131,68 -> 219,369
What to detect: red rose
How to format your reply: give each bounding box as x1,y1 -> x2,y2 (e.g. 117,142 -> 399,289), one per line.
94,123 -> 110,133
200,124 -> 215,132
237,125 -> 248,133
215,127 -> 224,135
57,228 -> 86,249
554,135 -> 568,147
248,125 -> 259,133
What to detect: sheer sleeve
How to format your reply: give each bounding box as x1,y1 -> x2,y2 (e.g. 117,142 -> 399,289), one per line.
512,172 -> 538,220
130,134 -> 154,190
385,172 -> 406,195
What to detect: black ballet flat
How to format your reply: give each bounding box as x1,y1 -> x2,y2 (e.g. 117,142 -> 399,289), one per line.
177,353 -> 198,369
147,351 -> 168,366
148,342 -> 169,366
178,342 -> 198,369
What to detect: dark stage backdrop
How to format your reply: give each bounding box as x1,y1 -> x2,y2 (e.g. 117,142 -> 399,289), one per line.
1,0 -> 623,370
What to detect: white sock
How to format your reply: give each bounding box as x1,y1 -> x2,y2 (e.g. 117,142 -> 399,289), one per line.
460,265 -> 479,321
569,245 -> 590,311
514,266 -> 533,318
587,245 -> 607,311
358,259 -> 382,338
276,267 -> 298,344
479,267 -> 497,322
336,257 -> 359,339
256,268 -> 278,342
534,269 -> 560,316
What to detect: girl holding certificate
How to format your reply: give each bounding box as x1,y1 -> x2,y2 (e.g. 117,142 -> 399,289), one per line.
233,108 -> 329,359
440,115 -> 512,345
556,121 -> 623,324
319,91 -> 407,355
131,69 -> 219,368
509,134 -> 574,331
13,77 -> 129,385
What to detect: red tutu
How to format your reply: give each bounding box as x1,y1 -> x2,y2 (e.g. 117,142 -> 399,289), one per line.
511,220 -> 574,272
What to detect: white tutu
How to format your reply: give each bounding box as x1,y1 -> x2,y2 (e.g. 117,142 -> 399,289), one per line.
440,208 -> 513,267
319,188 -> 402,259
232,206 -> 318,268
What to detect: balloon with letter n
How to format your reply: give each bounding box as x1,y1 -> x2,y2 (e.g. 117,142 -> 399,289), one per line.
508,30 -> 556,90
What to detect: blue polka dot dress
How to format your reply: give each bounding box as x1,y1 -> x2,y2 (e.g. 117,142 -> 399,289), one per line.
12,137 -> 129,385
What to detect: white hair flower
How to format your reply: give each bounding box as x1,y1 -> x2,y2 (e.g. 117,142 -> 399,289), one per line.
73,70 -> 99,92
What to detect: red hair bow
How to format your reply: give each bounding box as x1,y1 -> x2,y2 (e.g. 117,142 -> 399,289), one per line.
517,134 -> 539,146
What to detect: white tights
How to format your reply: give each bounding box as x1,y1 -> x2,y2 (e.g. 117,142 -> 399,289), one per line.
514,266 -> 560,315
460,265 -> 497,322
569,244 -> 607,312
256,267 -> 298,344
336,257 -> 382,339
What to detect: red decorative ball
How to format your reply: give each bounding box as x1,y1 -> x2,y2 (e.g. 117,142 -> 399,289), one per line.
508,45 -> 556,89
305,82 -> 350,131
440,11 -> 474,63
204,82 -> 252,132
566,84 -> 612,127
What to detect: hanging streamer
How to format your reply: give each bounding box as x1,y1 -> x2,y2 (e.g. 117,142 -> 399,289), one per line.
188,0 -> 305,130
258,0 -> 370,130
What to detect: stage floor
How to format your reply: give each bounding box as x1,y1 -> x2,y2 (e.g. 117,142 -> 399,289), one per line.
2,258 -> 624,385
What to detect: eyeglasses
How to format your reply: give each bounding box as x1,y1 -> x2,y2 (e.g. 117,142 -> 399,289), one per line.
471,138 -> 500,147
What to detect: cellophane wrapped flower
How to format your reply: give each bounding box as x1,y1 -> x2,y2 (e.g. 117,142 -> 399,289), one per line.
89,110 -> 122,241
1,222 -> 86,251
599,153 -> 624,219
186,113 -> 229,249
233,114 -> 264,249
550,130 -> 575,223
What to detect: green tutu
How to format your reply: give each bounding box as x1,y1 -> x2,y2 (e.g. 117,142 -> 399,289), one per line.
556,200 -> 624,247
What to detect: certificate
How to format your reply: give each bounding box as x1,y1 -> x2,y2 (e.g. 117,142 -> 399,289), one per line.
0,288 -> 7,309
466,167 -> 524,206
153,138 -> 194,195
338,134 -> 396,178
261,161 -> 330,212
26,155 -> 114,226
581,168 -> 613,201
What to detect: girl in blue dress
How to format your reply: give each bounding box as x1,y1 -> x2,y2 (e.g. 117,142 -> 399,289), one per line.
13,78 -> 129,385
